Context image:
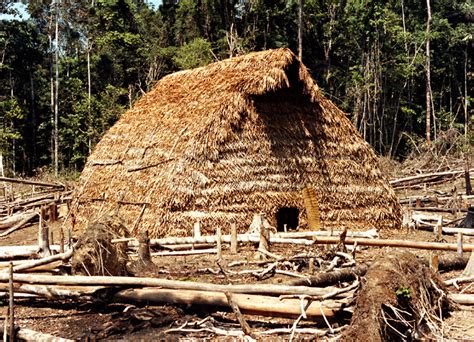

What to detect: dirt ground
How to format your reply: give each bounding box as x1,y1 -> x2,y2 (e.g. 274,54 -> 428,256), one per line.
1,225 -> 473,340
1,175 -> 473,340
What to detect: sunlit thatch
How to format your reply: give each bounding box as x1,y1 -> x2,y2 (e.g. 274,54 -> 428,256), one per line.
71,48 -> 401,237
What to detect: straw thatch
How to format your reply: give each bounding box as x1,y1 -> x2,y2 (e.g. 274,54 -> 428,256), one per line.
71,48 -> 401,238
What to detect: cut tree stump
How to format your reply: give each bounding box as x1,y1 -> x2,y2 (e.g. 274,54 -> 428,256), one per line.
463,252 -> 474,276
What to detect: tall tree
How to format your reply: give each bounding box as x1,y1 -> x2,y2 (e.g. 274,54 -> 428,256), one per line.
425,0 -> 433,144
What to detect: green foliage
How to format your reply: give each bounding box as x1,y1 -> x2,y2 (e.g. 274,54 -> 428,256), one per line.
396,285 -> 412,300
173,38 -> 213,70
0,98 -> 24,150
0,0 -> 471,174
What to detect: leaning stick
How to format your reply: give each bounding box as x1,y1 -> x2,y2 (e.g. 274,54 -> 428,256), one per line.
0,273 -> 340,297
8,263 -> 14,341
225,292 -> 253,336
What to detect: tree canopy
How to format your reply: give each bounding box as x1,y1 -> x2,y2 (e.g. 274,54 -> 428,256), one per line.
0,0 -> 472,176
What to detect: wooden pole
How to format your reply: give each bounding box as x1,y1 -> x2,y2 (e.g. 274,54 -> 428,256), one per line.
2,317 -> 7,342
216,227 -> 222,261
193,222 -> 201,239
230,223 -> 237,254
434,216 -> 443,241
59,227 -> 64,254
137,230 -> 152,265
49,202 -> 57,223
37,207 -> 52,258
8,262 -> 14,341
457,232 -> 464,257
258,221 -> 270,254
309,258 -> 315,274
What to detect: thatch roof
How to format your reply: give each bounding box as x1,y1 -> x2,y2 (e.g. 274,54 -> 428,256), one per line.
72,48 -> 401,237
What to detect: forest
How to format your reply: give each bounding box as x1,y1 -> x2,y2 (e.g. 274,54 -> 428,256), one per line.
0,0 -> 472,177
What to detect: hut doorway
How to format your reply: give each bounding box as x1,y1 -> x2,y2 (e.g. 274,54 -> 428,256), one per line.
276,207 -> 299,232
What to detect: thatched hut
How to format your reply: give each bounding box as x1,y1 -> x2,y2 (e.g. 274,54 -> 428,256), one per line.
72,48 -> 401,237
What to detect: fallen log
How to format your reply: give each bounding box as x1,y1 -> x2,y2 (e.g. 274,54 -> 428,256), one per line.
406,207 -> 468,213
0,283 -> 104,298
449,293 -> 474,305
0,191 -> 72,215
290,264 -> 370,287
0,177 -> 65,189
311,236 -> 474,251
148,248 -> 217,257
113,288 -> 343,319
290,255 -> 469,287
0,273 -> 339,297
399,194 -> 474,205
390,169 -> 473,188
444,275 -> 474,286
113,229 -> 379,247
0,212 -> 37,238
0,245 -> 61,260
416,225 -> 474,236
0,261 -> 62,273
0,211 -> 36,230
0,324 -> 74,342
0,249 -> 73,273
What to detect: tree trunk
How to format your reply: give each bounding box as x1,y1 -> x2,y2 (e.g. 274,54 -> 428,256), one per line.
53,0 -> 60,177
425,0 -> 432,144
87,38 -> 92,155
464,48 -> 469,139
29,71 -> 37,168
297,0 -> 303,60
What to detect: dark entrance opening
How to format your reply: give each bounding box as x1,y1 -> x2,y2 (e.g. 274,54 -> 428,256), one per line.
276,207 -> 299,232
